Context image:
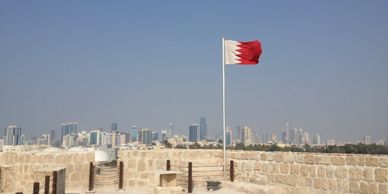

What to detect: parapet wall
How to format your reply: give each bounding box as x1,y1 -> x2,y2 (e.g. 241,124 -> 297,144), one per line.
118,149 -> 388,194
0,151 -> 94,193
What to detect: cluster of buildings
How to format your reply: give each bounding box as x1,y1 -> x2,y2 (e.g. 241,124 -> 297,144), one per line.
1,120 -> 387,152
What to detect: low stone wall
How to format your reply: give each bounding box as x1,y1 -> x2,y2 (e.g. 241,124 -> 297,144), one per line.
0,151 -> 94,193
118,149 -> 388,194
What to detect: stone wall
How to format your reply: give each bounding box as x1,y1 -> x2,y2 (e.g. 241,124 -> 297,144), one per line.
118,149 -> 388,194
0,151 -> 94,193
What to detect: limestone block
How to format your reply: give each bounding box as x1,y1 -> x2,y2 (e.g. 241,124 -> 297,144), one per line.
290,164 -> 299,175
337,180 -> 349,193
138,159 -> 147,171
328,179 -> 337,191
294,155 -> 304,163
360,181 -> 369,194
375,169 -> 387,182
154,186 -> 182,194
305,177 -> 313,187
283,154 -> 294,163
379,157 -> 388,167
260,153 -> 267,161
349,181 -> 360,193
369,183 -> 378,194
271,163 -> 280,174
313,179 -> 322,190
364,168 -> 375,181
275,153 -> 284,162
284,175 -> 297,186
331,156 -> 346,165
280,163 -> 290,174
379,183 -> 388,194
300,165 -> 311,177
366,157 -> 379,167
335,166 -> 348,178
316,155 -> 331,165
266,153 -> 274,161
304,155 -> 315,164
317,166 -> 326,177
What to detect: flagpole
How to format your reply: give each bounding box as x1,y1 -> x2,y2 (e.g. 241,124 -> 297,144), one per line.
222,37 -> 226,178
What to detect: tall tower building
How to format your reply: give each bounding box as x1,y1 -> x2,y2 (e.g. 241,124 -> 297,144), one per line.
130,126 -> 139,142
189,124 -> 199,142
199,117 -> 207,140
169,123 -> 174,137
4,125 -> 22,145
141,128 -> 152,145
111,122 -> 118,132
313,133 -> 321,145
363,136 -> 372,145
61,122 -> 78,144
241,126 -> 252,144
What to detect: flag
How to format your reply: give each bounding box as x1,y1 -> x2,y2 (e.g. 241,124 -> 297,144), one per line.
224,40 -> 262,65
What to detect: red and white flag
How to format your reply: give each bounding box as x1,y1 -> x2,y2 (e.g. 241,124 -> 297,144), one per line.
224,40 -> 262,65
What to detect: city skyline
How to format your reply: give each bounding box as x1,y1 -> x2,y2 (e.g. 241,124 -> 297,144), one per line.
1,1 -> 388,142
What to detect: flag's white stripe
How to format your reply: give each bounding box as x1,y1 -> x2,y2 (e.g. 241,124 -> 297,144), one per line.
224,40 -> 241,64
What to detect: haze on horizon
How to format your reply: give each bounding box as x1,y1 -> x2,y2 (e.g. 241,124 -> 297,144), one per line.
0,1 -> 387,142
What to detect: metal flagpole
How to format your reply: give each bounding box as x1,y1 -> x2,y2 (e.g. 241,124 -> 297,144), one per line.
222,37 -> 226,178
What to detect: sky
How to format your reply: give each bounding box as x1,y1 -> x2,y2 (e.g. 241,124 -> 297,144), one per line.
1,1 -> 388,143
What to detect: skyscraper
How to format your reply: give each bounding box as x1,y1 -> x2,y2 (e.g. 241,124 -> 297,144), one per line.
141,128 -> 152,145
313,133 -> 321,145
363,136 -> 372,145
130,126 -> 139,142
61,122 -> 78,144
161,130 -> 168,141
241,126 -> 252,144
111,122 -> 118,132
4,125 -> 22,145
189,124 -> 199,142
199,117 -> 207,140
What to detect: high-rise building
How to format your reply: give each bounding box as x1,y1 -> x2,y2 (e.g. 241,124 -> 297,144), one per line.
120,133 -> 129,145
327,139 -> 336,145
161,130 -> 168,141
226,128 -> 232,145
152,131 -> 159,141
61,122 -> 78,144
303,132 -> 309,145
313,133 -> 321,145
4,125 -> 22,145
169,123 -> 174,137
363,136 -> 372,145
141,128 -> 152,145
189,124 -> 199,142
199,117 -> 207,140
111,123 -> 118,132
281,130 -> 287,144
233,126 -> 241,142
262,132 -> 268,144
111,131 -> 120,147
130,126 -> 139,142
89,129 -> 104,146
241,126 -> 252,144
50,130 -> 56,145
62,134 -> 77,148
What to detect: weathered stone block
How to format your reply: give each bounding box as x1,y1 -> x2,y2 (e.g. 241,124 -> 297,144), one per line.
271,163 -> 280,173
369,183 -> 378,194
260,153 -> 267,161
375,169 -> 387,182
366,157 -> 379,167
316,155 -> 331,165
328,179 -> 337,191
331,156 -> 346,165
290,164 -> 299,175
379,157 -> 388,167
349,181 -> 360,193
379,183 -> 388,194
294,155 -> 304,163
280,163 -> 290,174
317,166 -> 326,177
335,166 -> 348,178
364,168 -> 375,181
304,155 -> 315,164
284,175 -> 297,186
326,166 -> 335,178
359,181 -> 369,194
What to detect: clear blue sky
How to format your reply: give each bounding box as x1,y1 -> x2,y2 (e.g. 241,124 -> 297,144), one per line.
1,1 -> 387,142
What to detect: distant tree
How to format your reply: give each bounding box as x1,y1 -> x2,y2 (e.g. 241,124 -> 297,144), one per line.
162,140 -> 172,149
